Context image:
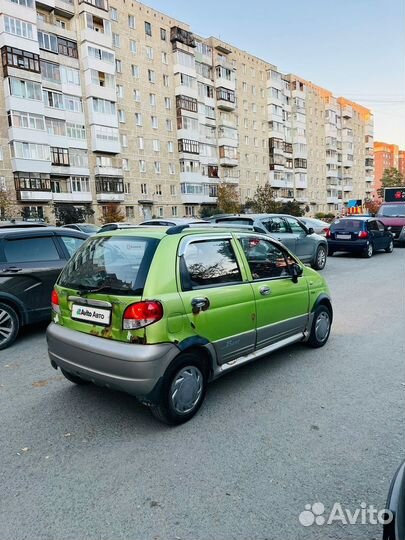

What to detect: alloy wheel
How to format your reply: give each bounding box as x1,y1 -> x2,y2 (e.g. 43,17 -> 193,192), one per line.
0,309 -> 13,345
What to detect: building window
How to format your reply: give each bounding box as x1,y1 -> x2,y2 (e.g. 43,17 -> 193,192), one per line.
122,158 -> 129,171
152,139 -> 160,152
115,59 -> 122,73
164,97 -> 171,109
155,183 -> 162,195
141,183 -> 147,194
58,38 -> 78,58
176,95 -> 198,113
95,177 -> 124,193
46,117 -> 66,136
131,64 -> 139,78
171,206 -> 178,217
170,185 -> 176,196
130,40 -> 137,54
185,206 -> 195,217
139,160 -> 146,173
169,163 -> 175,175
167,141 -> 174,153
4,16 -> 34,39
135,113 -> 143,126
166,119 -> 173,131
162,52 -> 168,65
1,46 -> 40,75
148,69 -> 155,83
163,74 -> 169,87
8,110 -> 45,131
38,31 -> 58,53
128,15 -> 135,29
217,87 -> 235,103
160,28 -> 167,41
154,162 -> 161,174
151,116 -> 158,129
126,206 -> 134,218
116,84 -> 123,98
145,21 -> 152,36
149,93 -> 156,107
14,173 -> 50,192
146,46 -> 154,60
118,109 -> 125,122
112,33 -> 120,47
138,137 -> 144,150
110,7 -> 118,21
178,139 -> 199,154
124,182 -> 130,194
158,207 -> 163,217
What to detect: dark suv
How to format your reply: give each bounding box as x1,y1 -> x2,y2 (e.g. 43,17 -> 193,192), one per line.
0,227 -> 86,349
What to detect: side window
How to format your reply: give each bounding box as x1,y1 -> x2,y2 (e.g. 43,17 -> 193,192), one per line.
239,236 -> 295,280
182,239 -> 242,290
368,221 -> 379,231
4,237 -> 60,263
262,217 -> 289,234
284,217 -> 306,234
377,221 -> 385,231
59,236 -> 85,258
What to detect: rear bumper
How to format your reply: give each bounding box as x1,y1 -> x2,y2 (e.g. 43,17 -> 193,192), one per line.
327,239 -> 368,252
46,323 -> 180,403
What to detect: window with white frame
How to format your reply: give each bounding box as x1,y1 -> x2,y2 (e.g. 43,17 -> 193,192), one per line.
148,69 -> 155,83
151,116 -> 158,129
131,64 -> 139,78
133,89 -> 141,102
8,110 -> 45,131
116,85 -> 123,98
155,183 -> 162,195
139,160 -> 146,173
154,162 -> 161,174
152,139 -> 160,152
128,15 -> 135,29
110,7 -> 118,21
145,46 -> 153,60
135,112 -> 142,126
112,33 -> 120,47
138,136 -> 144,150
149,93 -> 156,107
130,40 -> 137,54
4,16 -> 34,39
164,97 -> 171,109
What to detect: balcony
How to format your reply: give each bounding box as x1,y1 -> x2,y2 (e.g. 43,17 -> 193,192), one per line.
170,26 -> 196,48
342,160 -> 353,168
365,176 -> 374,183
95,177 -> 124,202
216,87 -> 236,111
219,146 -> 238,167
343,185 -> 353,192
95,166 -> 123,177
326,169 -> 339,178
342,106 -> 353,119
327,196 -> 340,204
180,183 -> 218,204
270,178 -> 294,189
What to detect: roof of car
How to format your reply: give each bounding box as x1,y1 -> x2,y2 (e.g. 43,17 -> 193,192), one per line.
0,226 -> 87,238
334,216 -> 373,221
97,225 -> 262,240
213,213 -> 299,220
0,221 -> 49,228
140,218 -> 208,225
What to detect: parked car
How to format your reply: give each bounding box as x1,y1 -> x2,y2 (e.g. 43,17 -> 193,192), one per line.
326,217 -> 394,257
61,223 -> 100,235
209,214 -> 328,270
376,201 -> 405,245
0,227 -> 87,349
383,460 -> 405,540
47,225 -> 333,425
139,218 -> 209,227
299,217 -> 330,236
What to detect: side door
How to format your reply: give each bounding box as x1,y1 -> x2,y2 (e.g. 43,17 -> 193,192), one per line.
1,233 -> 65,322
261,217 -> 297,252
376,219 -> 391,248
235,235 -> 310,350
367,220 -> 384,249
178,236 -> 256,365
283,216 -> 314,261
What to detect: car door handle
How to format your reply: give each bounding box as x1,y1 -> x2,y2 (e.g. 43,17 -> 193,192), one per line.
259,286 -> 271,296
2,267 -> 23,273
191,297 -> 210,313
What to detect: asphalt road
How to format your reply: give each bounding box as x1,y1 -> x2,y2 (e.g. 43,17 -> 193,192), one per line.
1,248 -> 404,540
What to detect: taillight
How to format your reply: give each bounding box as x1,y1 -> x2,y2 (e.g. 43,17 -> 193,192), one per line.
358,231 -> 369,239
123,301 -> 163,330
325,228 -> 331,238
51,289 -> 60,313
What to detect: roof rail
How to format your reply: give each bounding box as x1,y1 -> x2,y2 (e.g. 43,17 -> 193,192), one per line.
166,223 -> 256,235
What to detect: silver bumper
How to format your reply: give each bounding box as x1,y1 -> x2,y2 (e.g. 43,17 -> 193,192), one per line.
47,323 -> 180,401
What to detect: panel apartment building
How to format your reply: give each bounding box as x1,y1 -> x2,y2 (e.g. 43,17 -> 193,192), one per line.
0,0 -> 374,223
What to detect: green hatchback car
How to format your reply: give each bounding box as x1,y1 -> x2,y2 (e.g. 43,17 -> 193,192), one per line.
47,226 -> 333,425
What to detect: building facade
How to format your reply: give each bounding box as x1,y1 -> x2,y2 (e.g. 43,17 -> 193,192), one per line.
0,0 -> 374,223
374,141 -> 405,197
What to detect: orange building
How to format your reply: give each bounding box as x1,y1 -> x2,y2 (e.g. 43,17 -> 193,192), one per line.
374,142 -> 401,196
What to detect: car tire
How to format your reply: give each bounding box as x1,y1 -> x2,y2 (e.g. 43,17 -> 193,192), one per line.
0,302 -> 20,350
151,352 -> 208,426
61,368 -> 90,385
312,245 -> 327,270
363,242 -> 374,258
306,305 -> 332,348
385,239 -> 394,253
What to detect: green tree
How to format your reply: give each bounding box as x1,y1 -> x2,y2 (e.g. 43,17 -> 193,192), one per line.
216,183 -> 241,214
279,200 -> 304,217
378,167 -> 405,198
53,203 -> 94,226
199,205 -> 222,219
245,184 -> 281,213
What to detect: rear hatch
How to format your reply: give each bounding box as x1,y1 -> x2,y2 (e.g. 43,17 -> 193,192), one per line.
329,219 -> 365,241
54,234 -> 159,343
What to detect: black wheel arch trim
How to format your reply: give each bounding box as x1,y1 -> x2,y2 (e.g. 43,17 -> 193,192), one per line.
312,293 -> 333,322
0,294 -> 27,325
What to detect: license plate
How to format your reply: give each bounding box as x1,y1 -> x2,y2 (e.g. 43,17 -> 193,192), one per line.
336,234 -> 351,240
71,304 -> 111,326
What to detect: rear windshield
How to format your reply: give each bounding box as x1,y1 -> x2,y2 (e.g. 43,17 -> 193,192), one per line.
377,204 -> 405,218
216,218 -> 253,225
330,219 -> 363,232
58,236 -> 159,295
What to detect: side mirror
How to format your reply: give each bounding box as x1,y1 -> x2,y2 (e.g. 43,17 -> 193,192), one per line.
290,263 -> 303,283
307,227 -> 315,235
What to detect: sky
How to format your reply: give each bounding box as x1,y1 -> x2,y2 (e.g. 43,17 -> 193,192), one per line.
146,0 -> 405,147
